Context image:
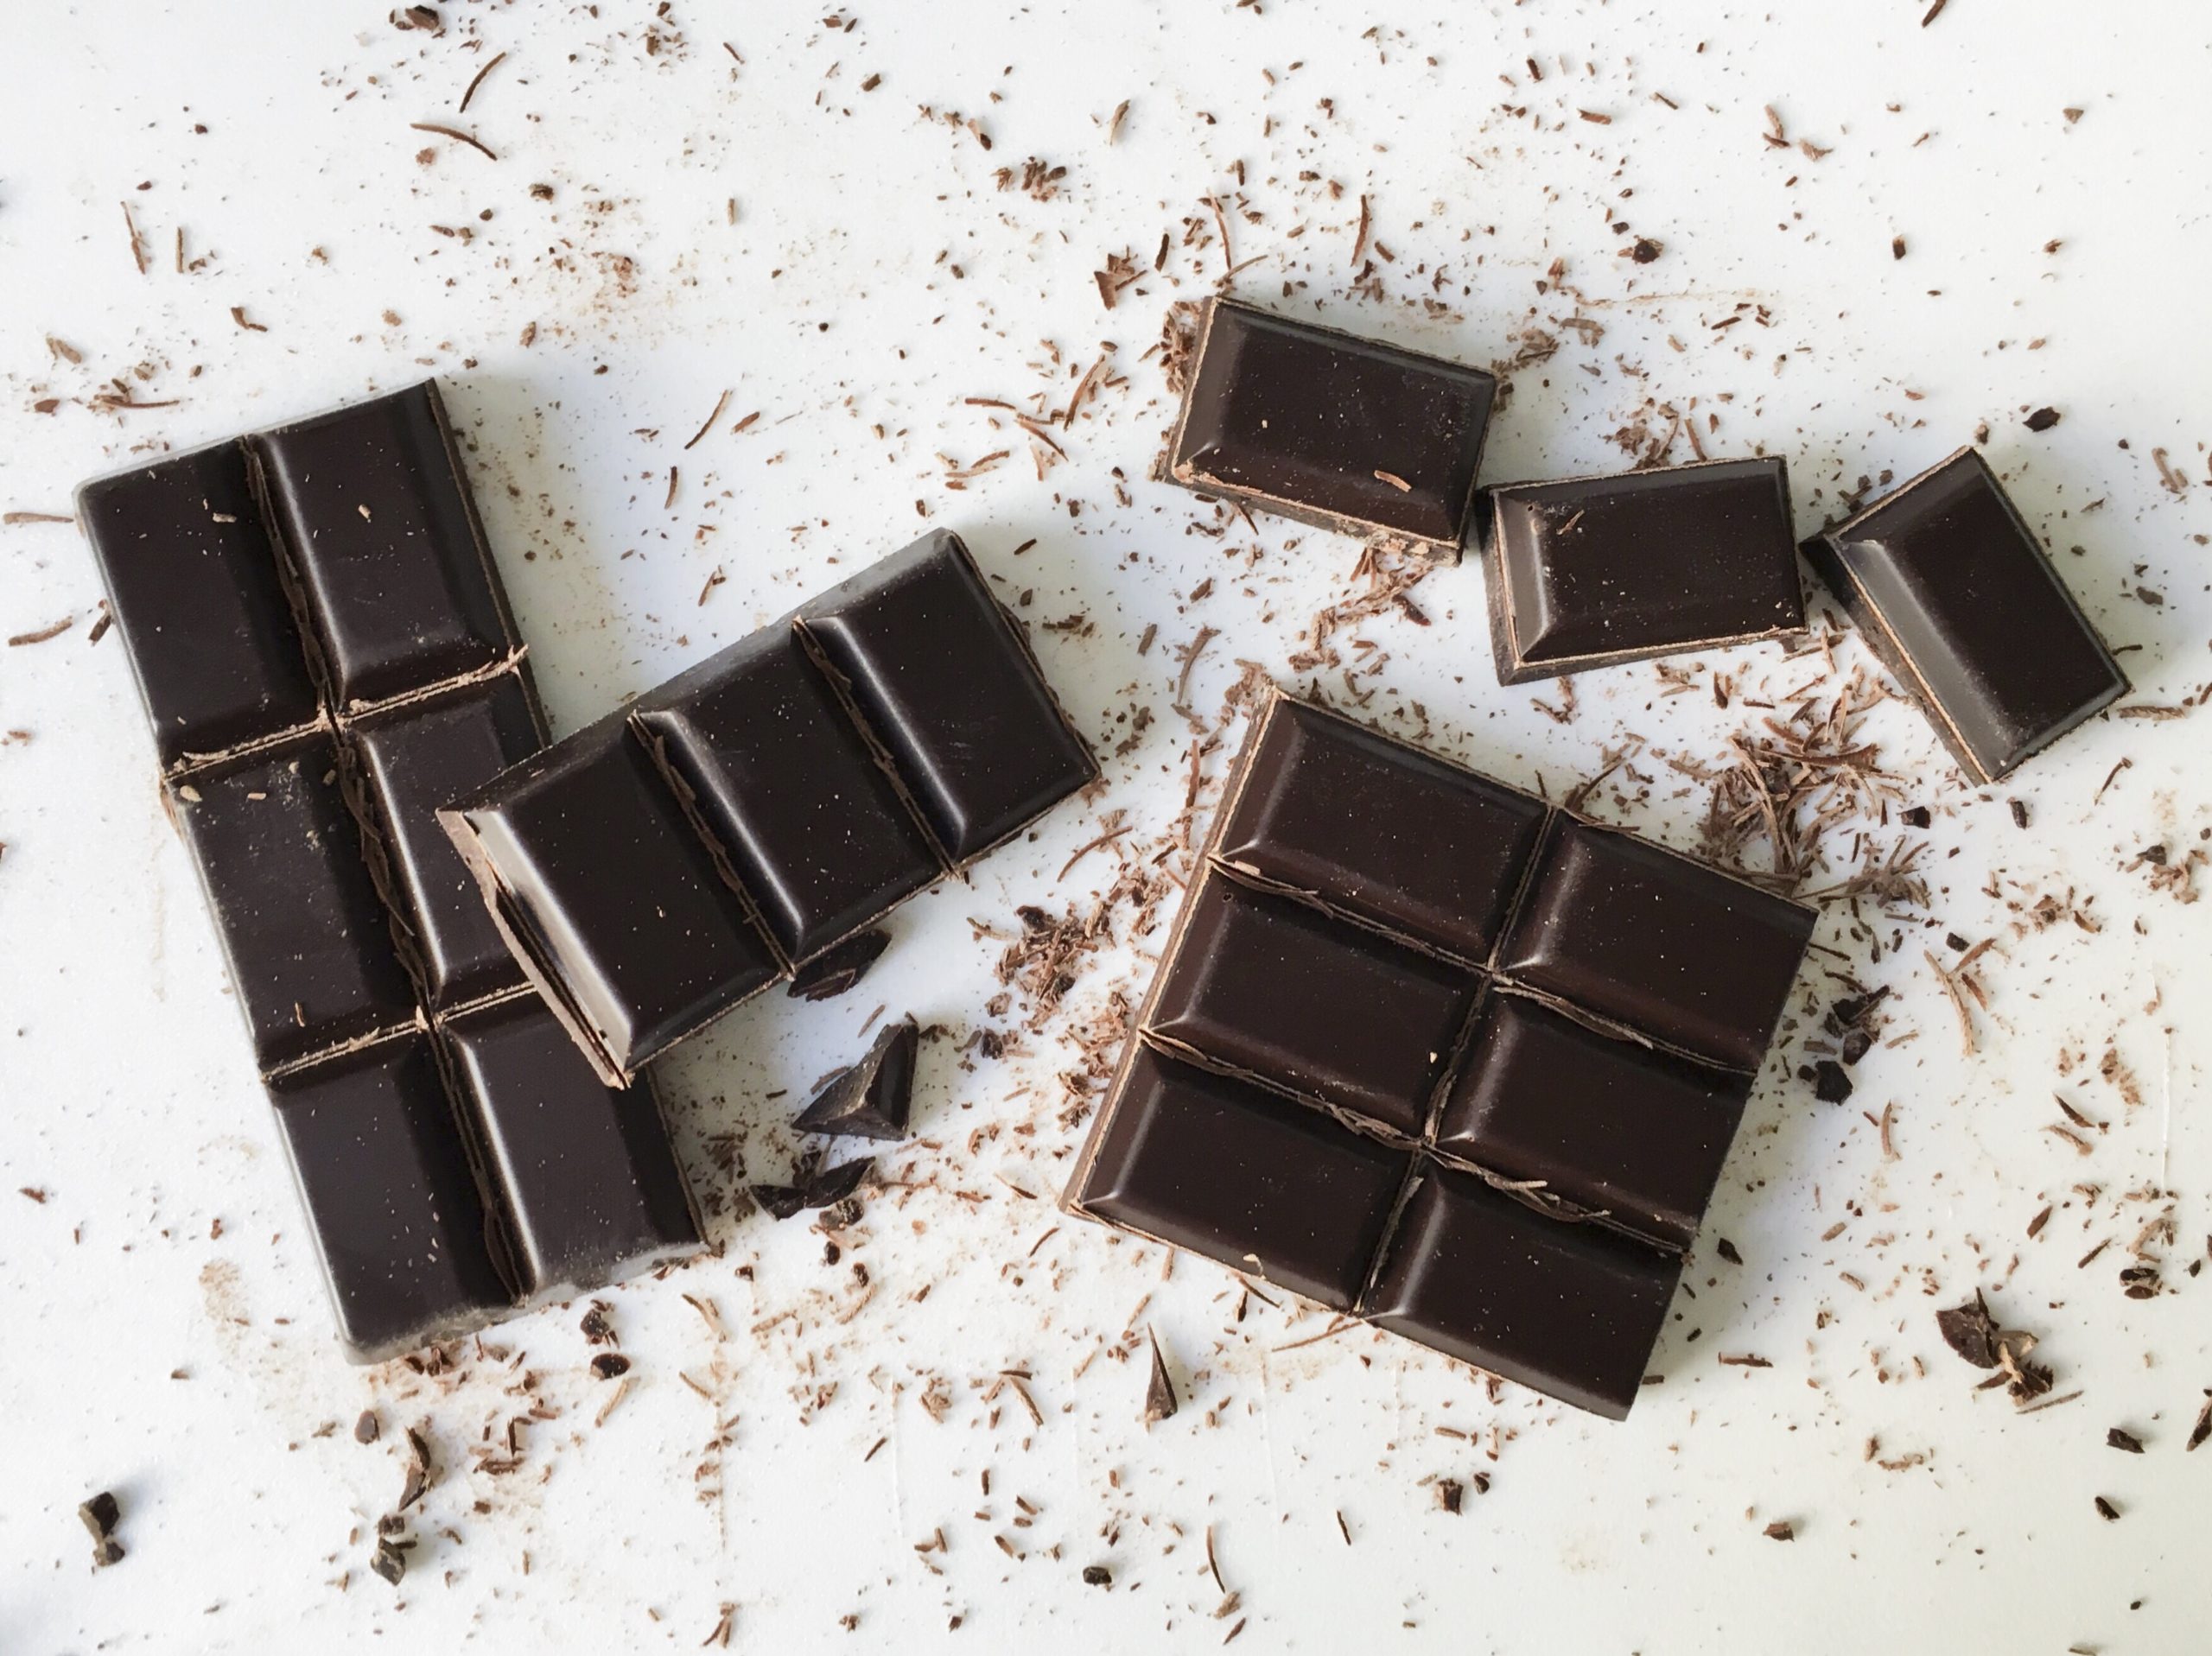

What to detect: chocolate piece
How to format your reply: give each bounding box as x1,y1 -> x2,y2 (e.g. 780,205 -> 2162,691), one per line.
1365,1168 -> 1681,1419
1433,993 -> 1750,1248
792,1017 -> 919,1139
632,628 -> 938,962
1149,873 -> 1475,1134
1484,457 -> 1802,684
1077,1047 -> 1408,1310
1212,696 -> 1546,961
169,736 -> 420,1071
1166,298 -> 1497,553
77,441 -> 323,767
798,530 -> 1095,861
347,671 -> 545,1008
1802,447 -> 2127,782
441,720 -> 782,1087
252,383 -> 516,707
268,1032 -> 512,1361
1497,816 -> 1814,1074
440,993 -> 702,1298
79,1489 -> 124,1568
787,928 -> 892,1000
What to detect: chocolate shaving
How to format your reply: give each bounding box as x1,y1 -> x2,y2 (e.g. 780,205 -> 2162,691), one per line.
458,49 -> 506,115
408,122 -> 497,162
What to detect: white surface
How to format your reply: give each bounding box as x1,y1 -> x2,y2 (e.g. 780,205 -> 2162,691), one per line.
3,3 -> 2210,1651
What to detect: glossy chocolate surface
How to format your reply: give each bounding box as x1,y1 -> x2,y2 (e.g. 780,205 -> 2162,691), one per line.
269,1032 -> 512,1361
633,627 -> 939,962
1150,873 -> 1474,1134
1079,1047 -> 1409,1310
441,993 -> 701,1298
349,671 -> 544,1008
1366,1169 -> 1681,1420
1803,447 -> 2127,782
1489,457 -> 1802,683
1167,299 -> 1497,549
78,441 -> 323,767
1434,993 -> 1751,1247
254,384 -> 514,707
1497,817 -> 1814,1074
1213,697 -> 1546,961
798,530 -> 1094,862
169,736 -> 419,1071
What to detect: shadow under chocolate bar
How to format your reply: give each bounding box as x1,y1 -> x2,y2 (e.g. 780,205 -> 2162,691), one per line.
78,383 -> 702,1361
1065,689 -> 1815,1419
441,528 -> 1099,1088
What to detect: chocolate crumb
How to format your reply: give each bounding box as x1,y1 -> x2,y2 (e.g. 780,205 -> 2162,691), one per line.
1892,235 -> 1908,260
2107,1427 -> 2145,1454
1437,1479 -> 1464,1514
1763,1520 -> 1796,1541
354,1410 -> 379,1444
2024,407 -> 2062,433
590,1353 -> 632,1380
1143,1328 -> 1178,1425
1809,1060 -> 1853,1104
1082,1564 -> 1112,1586
2187,1393 -> 2211,1451
1715,1238 -> 1743,1266
2010,799 -> 2030,828
2094,1495 -> 2120,1522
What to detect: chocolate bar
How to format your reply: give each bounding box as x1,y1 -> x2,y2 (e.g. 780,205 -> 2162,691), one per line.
1166,298 -> 1497,555
79,383 -> 703,1360
1066,692 -> 1814,1418
443,529 -> 1096,1085
1801,447 -> 2128,782
1483,457 -> 1804,683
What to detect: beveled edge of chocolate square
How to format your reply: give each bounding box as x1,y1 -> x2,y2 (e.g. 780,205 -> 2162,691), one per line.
1483,456 -> 1808,686
1161,296 -> 1495,561
1800,445 -> 2130,784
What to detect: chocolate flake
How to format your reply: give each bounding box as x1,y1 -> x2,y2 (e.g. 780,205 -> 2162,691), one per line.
354,1409 -> 380,1444
2106,1426 -> 2145,1454
793,1018 -> 918,1140
1935,1291 -> 2003,1369
590,1352 -> 632,1380
1809,1060 -> 1853,1104
2189,1393 -> 2212,1451
1082,1564 -> 1112,1586
1143,1327 -> 1178,1425
2093,1494 -> 2120,1522
2024,407 -> 2062,433
1763,1520 -> 1796,1541
79,1491 -> 124,1567
1436,1479 -> 1464,1514
787,929 -> 892,1000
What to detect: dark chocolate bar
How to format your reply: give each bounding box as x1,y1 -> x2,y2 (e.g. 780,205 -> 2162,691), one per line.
1802,447 -> 2127,782
1067,689 -> 1814,1418
1166,298 -> 1497,555
1484,457 -> 1804,684
444,529 -> 1096,1084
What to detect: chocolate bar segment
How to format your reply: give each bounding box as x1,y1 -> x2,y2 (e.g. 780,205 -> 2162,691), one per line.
1365,1168 -> 1681,1420
253,384 -> 515,707
77,442 -> 323,768
1078,1047 -> 1408,1310
798,530 -> 1095,862
1485,457 -> 1803,684
347,671 -> 545,1010
1802,447 -> 2127,782
169,735 -> 420,1072
440,993 -> 701,1298
1166,298 -> 1497,552
1433,993 -> 1750,1248
441,720 -> 782,1087
1149,873 -> 1475,1135
1497,817 -> 1813,1074
268,1032 -> 513,1361
632,628 -> 940,962
1212,696 -> 1546,961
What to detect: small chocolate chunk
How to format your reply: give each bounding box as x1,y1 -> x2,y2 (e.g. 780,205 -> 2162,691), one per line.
371,1536 -> 410,1586
788,929 -> 893,1000
2107,1426 -> 2145,1454
1143,1329 -> 1179,1426
793,1018 -> 919,1140
1811,1060 -> 1854,1104
751,1183 -> 809,1221
354,1410 -> 380,1444
1082,1564 -> 1113,1586
590,1353 -> 632,1380
79,1489 -> 124,1565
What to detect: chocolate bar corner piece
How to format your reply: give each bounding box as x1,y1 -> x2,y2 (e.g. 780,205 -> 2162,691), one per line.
441,993 -> 702,1299
268,1031 -> 515,1362
77,441 -> 324,770
1166,297 -> 1497,554
797,530 -> 1096,863
252,381 -> 518,710
1485,456 -> 1805,685
440,718 -> 784,1086
1802,446 -> 2127,784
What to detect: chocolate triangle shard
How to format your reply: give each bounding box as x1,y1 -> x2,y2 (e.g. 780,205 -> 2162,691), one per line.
794,1018 -> 919,1140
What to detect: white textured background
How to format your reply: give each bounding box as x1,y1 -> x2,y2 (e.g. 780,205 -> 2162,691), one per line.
3,3 -> 2210,1651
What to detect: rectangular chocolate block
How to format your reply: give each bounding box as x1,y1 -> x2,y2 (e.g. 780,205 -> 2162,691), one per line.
78,441 -> 324,769
346,670 -> 546,1010
1211,695 -> 1546,961
1166,298 -> 1497,555
797,530 -> 1096,862
251,383 -> 518,708
1067,688 -> 1811,1417
632,627 -> 941,962
168,735 -> 421,1072
1365,1168 -> 1680,1420
1496,816 -> 1814,1075
1148,871 -> 1477,1135
268,1031 -> 513,1361
1484,457 -> 1803,684
1433,992 -> 1750,1248
1802,447 -> 2127,783
440,993 -> 702,1299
